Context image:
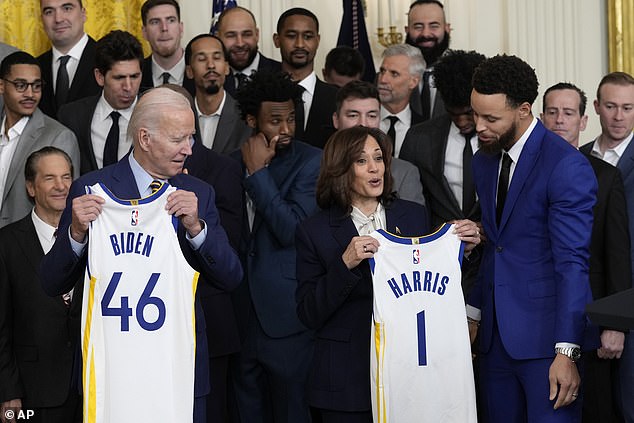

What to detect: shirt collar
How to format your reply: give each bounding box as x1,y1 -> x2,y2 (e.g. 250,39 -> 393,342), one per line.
195,91 -> 226,117
592,132 -> 634,159
52,32 -> 88,62
31,208 -> 57,242
128,152 -> 160,197
298,71 -> 317,97
380,105 -> 411,123
1,115 -> 30,139
151,51 -> 185,81
505,117 -> 538,164
96,93 -> 137,122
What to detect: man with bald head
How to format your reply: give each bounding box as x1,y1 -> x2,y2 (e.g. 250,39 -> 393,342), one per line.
40,86 -> 242,423
215,6 -> 281,97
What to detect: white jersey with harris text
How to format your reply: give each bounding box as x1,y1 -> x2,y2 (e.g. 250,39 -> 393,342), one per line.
81,182 -> 198,423
369,224 -> 477,423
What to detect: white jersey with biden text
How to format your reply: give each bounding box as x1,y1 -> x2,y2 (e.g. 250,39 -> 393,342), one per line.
369,224 -> 476,423
81,182 -> 198,423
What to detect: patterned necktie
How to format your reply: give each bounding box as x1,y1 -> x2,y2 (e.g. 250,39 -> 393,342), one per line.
103,111 -> 121,167
235,73 -> 248,91
386,116 -> 399,156
150,180 -> 162,194
161,72 -> 171,85
56,55 -> 71,108
496,153 -> 512,225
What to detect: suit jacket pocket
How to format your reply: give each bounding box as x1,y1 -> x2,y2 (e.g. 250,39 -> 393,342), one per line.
312,326 -> 352,392
527,278 -> 556,298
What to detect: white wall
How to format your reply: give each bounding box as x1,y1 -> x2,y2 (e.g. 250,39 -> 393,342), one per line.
180,0 -> 608,141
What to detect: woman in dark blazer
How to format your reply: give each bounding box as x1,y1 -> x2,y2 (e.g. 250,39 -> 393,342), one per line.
296,126 -> 480,422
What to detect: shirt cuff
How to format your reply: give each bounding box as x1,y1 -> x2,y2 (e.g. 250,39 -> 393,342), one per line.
555,342 -> 580,350
466,304 -> 481,321
186,219 -> 207,250
69,227 -> 87,257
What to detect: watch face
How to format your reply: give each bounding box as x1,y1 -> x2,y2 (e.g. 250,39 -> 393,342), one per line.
571,348 -> 582,361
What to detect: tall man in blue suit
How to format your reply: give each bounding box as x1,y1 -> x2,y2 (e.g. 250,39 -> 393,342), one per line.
231,70 -> 321,423
39,86 -> 243,423
467,55 -> 597,422
581,71 -> 634,422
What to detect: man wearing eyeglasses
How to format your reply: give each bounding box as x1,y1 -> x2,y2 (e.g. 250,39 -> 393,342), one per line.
0,51 -> 79,229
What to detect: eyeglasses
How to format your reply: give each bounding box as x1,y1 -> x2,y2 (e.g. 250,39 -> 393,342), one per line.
2,78 -> 44,93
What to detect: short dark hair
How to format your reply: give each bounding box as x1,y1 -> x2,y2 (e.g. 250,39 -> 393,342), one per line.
324,46 -> 365,79
472,54 -> 538,108
543,82 -> 587,116
0,51 -> 40,79
276,7 -> 319,34
95,30 -> 144,76
432,49 -> 486,109
141,0 -> 180,25
408,0 -> 445,12
317,126 -> 394,212
235,70 -> 303,120
25,146 -> 73,183
184,34 -> 227,66
335,80 -> 379,114
216,6 -> 256,33
596,72 -> 634,102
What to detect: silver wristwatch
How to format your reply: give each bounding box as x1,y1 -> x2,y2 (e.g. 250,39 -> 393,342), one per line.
555,346 -> 581,362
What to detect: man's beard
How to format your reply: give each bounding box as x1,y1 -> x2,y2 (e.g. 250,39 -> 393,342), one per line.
204,82 -> 220,95
406,31 -> 450,67
229,46 -> 258,71
478,122 -> 517,155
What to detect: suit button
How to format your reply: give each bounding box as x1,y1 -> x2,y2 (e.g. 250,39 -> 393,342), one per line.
496,246 -> 503,252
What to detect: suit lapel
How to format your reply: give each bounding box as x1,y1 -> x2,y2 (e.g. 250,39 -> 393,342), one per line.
83,97 -> 100,171
15,216 -> 44,270
109,155 -> 142,199
3,111 -> 43,202
330,207 -> 358,250
498,122 -> 543,232
213,95 -> 238,152
475,150 -> 501,241
617,137 -> 634,182
68,37 -> 95,99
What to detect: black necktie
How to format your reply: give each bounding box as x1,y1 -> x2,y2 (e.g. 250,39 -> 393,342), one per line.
386,116 -> 399,156
496,153 -> 512,225
103,111 -> 121,167
462,133 -> 476,215
421,70 -> 432,120
161,72 -> 171,85
235,73 -> 248,91
150,180 -> 162,194
56,55 -> 70,108
295,87 -> 306,140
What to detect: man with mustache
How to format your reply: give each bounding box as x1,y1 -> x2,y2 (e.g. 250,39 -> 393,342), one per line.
467,55 -> 597,422
184,34 -> 251,154
405,0 -> 451,121
58,30 -> 143,175
140,0 -> 195,96
0,51 -> 79,229
215,6 -> 281,98
231,70 -> 321,423
37,0 -> 101,118
274,7 -> 337,149
580,72 -> 634,423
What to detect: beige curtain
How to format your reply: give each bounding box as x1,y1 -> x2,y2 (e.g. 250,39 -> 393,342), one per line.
608,0 -> 634,73
0,0 -> 149,56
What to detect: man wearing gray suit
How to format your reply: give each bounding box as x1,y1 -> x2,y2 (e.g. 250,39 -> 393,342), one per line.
580,71 -> 634,423
185,34 -> 251,153
333,80 -> 425,206
0,52 -> 79,228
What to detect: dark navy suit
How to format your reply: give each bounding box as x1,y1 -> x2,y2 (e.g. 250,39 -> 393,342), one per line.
39,154 -> 242,423
470,120 -> 597,422
295,199 -> 428,414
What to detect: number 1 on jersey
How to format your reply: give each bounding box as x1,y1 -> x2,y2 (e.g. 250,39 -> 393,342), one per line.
417,310 -> 427,366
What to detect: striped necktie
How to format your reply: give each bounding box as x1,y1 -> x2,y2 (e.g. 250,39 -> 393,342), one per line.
150,180 -> 162,194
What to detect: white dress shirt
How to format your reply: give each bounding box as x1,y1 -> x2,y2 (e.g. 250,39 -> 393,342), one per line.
151,52 -> 186,87
196,93 -> 226,149
589,133 -> 633,167
380,105 -> 412,157
444,122 -> 479,209
298,71 -> 317,131
91,94 -> 136,168
51,33 -> 89,93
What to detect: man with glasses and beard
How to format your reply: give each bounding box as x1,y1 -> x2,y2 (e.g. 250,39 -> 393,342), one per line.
405,0 -> 451,121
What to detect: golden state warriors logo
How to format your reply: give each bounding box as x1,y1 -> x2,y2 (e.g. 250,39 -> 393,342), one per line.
131,209 -> 139,226
412,248 -> 420,264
